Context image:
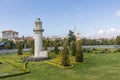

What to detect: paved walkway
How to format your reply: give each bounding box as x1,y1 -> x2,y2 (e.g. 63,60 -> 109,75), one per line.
0,48 -> 31,54
0,45 -> 120,54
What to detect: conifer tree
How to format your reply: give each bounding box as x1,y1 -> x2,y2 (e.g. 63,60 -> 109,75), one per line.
17,41 -> 23,55
70,41 -> 76,56
61,41 -> 70,66
75,40 -> 83,62
54,41 -> 59,54
68,30 -> 76,46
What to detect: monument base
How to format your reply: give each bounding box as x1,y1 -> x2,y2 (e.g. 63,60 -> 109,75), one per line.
38,50 -> 48,57
34,50 -> 48,57
22,50 -> 50,62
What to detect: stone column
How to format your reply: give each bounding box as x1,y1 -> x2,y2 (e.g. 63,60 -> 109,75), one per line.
34,18 -> 44,57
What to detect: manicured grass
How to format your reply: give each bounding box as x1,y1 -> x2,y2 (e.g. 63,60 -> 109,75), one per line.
0,51 -> 120,80
0,62 -> 25,77
0,52 -> 31,78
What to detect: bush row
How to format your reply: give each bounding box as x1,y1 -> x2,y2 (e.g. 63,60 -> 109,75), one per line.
83,48 -> 112,54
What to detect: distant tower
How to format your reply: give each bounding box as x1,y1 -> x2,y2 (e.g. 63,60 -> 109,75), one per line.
34,18 -> 44,57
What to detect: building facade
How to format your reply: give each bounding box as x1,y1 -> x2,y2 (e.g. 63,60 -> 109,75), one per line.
2,30 -> 18,40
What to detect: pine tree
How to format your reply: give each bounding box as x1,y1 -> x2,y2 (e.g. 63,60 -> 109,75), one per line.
54,41 -> 59,54
17,41 -> 23,55
61,41 -> 70,66
68,30 -> 76,46
70,41 -> 76,56
75,40 -> 83,62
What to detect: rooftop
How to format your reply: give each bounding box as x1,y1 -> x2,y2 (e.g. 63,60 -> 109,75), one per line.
2,30 -> 18,33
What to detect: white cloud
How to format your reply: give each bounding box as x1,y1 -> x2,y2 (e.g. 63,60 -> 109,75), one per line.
85,28 -> 120,38
98,30 -> 104,34
110,28 -> 115,31
106,28 -> 116,33
115,10 -> 120,16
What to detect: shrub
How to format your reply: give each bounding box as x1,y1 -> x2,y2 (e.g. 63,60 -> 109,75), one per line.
93,48 -> 97,51
54,41 -> 59,54
17,41 -> 23,55
75,40 -> 84,62
70,41 -> 76,56
61,41 -> 71,66
113,48 -> 120,53
83,48 -> 92,53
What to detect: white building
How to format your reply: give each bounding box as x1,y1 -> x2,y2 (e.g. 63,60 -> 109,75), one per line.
2,30 -> 18,40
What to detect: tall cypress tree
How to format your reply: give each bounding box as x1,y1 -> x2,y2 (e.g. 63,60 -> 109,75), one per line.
61,41 -> 70,66
75,40 -> 83,62
54,41 -> 59,54
17,41 -> 23,55
68,30 -> 76,46
70,41 -> 76,56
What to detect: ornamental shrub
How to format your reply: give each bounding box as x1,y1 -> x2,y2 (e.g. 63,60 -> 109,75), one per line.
70,41 -> 76,56
61,41 -> 71,66
17,41 -> 23,55
54,41 -> 59,54
75,40 -> 84,62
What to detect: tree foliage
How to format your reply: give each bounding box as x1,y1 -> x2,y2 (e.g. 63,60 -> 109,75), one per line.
68,30 -> 76,46
116,35 -> 120,45
61,41 -> 71,66
82,38 -> 115,45
43,38 -> 49,50
17,41 -> 23,55
4,42 -> 11,50
75,40 -> 83,62
54,41 -> 59,54
70,41 -> 76,56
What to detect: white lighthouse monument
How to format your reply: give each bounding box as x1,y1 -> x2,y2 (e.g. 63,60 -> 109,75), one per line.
34,18 -> 48,57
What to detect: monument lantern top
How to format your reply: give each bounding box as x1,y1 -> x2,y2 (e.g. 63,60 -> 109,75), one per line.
36,18 -> 40,22
34,18 -> 44,31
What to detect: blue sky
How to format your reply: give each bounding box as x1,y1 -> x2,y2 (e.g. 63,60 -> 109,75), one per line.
0,0 -> 120,38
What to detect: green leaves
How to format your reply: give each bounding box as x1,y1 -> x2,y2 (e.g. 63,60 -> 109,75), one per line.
116,35 -> 120,45
62,41 -> 71,66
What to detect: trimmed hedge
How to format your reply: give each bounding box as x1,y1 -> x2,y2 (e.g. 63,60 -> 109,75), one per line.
0,70 -> 30,78
113,48 -> 120,53
0,59 -> 30,78
93,49 -> 111,54
22,57 -> 51,62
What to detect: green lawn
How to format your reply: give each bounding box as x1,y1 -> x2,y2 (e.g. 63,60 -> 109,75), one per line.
0,51 -> 120,80
0,62 -> 24,77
